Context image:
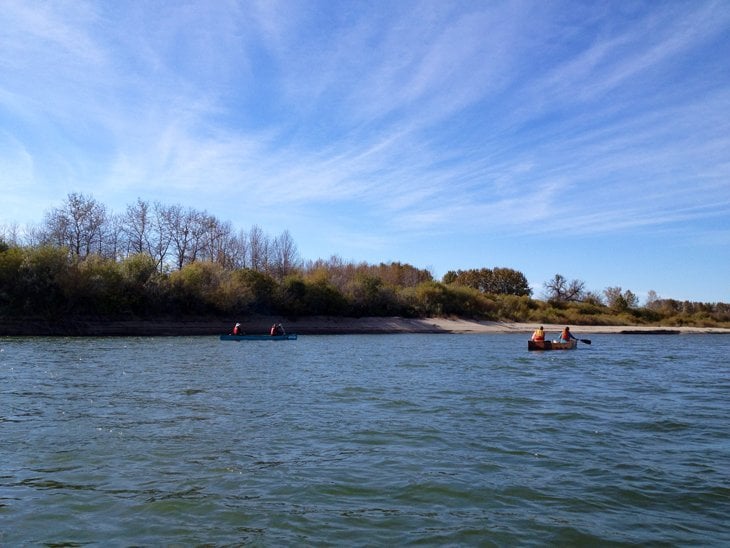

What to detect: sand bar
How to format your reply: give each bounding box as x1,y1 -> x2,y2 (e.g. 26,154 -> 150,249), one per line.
281,317 -> 730,335
2,316 -> 728,336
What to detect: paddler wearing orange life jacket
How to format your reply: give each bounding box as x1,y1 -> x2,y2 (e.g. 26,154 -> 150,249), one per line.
560,326 -> 578,343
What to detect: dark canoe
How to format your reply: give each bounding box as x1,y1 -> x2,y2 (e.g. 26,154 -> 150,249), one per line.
528,339 -> 577,351
220,334 -> 298,341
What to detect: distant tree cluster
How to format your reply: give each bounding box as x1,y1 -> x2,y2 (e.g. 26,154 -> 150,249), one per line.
536,273 -> 730,326
1,193 -> 728,327
603,286 -> 639,311
16,193 -> 299,278
442,267 -> 532,296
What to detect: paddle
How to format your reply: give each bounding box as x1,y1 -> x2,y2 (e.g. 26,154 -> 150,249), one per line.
579,338 -> 592,345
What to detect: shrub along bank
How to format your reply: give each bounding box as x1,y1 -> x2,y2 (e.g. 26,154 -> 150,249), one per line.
0,245 -> 728,332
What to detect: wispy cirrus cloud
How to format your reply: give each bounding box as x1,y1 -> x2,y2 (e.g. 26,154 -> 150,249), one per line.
1,0 -> 729,299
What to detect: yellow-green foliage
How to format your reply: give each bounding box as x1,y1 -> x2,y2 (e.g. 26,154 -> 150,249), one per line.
121,253 -> 158,286
492,294 -> 532,321
0,245 -> 24,309
18,246 -> 70,315
169,261 -> 228,313
69,255 -> 124,314
1,241 -> 729,327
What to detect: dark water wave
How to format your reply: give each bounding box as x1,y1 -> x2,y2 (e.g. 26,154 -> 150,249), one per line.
1,334 -> 729,545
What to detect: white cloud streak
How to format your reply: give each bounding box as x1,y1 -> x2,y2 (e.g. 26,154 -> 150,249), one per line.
0,0 -> 728,255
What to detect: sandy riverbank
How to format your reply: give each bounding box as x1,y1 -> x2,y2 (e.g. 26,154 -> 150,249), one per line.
1,316 -> 729,336
290,317 -> 730,335
412,318 -> 730,335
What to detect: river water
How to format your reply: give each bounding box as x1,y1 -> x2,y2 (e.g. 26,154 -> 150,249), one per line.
1,333 -> 729,545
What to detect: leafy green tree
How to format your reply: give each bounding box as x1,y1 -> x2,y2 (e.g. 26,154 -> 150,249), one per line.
67,255 -> 125,314
0,245 -> 24,311
442,270 -> 458,285
232,268 -> 277,313
604,287 -> 639,312
494,294 -> 534,321
373,261 -> 432,287
413,281 -> 447,316
119,253 -> 162,315
169,261 -> 227,313
18,245 -> 70,315
304,278 -> 349,316
490,267 -> 531,296
443,267 -> 531,296
121,253 -> 159,287
441,284 -> 495,318
276,275 -> 308,316
347,273 -> 400,316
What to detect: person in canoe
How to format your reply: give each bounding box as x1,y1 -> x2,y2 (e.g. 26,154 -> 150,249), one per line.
559,326 -> 578,343
270,323 -> 286,336
531,326 -> 545,342
232,323 -> 243,335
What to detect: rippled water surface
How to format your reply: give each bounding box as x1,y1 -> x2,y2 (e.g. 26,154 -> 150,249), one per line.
2,333 -> 729,545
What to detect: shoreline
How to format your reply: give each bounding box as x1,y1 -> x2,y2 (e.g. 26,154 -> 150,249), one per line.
1,316 -> 729,336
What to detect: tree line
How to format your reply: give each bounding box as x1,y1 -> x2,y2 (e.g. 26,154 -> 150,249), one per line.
1,193 -> 728,327
5,193 -> 299,276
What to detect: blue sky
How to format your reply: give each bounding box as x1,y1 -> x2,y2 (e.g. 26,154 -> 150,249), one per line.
1,1 -> 729,303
